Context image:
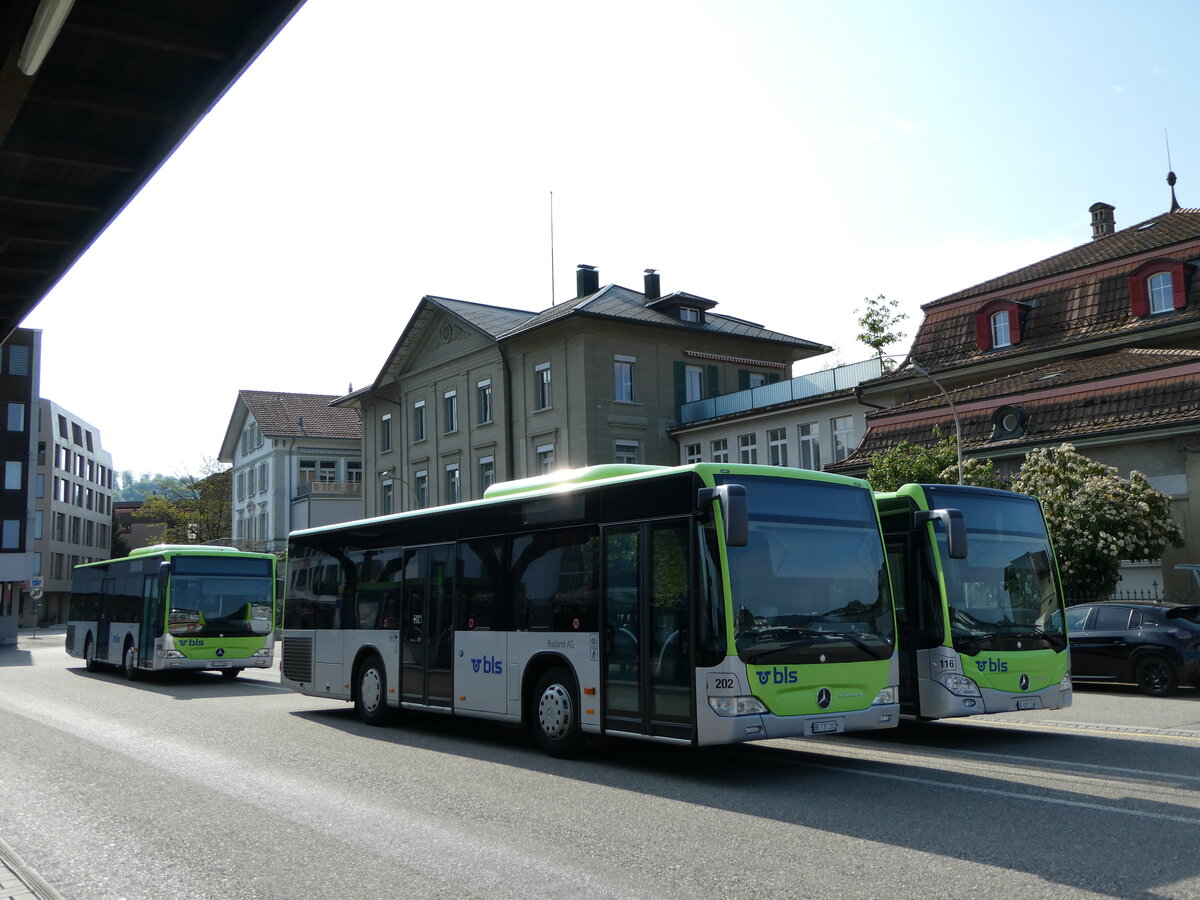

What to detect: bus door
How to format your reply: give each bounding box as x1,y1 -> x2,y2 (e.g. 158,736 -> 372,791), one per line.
884,534 -> 922,713
601,519 -> 693,741
97,577 -> 115,662
400,544 -> 453,708
138,574 -> 160,668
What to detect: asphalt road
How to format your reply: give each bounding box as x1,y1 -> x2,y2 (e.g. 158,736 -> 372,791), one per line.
3,632 -> 1199,900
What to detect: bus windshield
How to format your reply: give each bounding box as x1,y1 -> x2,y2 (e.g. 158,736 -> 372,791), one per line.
923,487 -> 1066,653
168,556 -> 274,637
716,475 -> 895,665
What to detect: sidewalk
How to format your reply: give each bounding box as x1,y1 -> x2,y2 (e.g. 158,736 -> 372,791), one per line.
0,835 -> 63,900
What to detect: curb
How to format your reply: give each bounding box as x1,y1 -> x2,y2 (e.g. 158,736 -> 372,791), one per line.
0,835 -> 64,900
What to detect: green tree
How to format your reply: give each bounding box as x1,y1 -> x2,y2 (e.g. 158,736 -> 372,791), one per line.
132,459 -> 232,545
115,471 -> 189,502
864,430 -> 1003,493
1010,444 -> 1183,599
856,294 -> 908,371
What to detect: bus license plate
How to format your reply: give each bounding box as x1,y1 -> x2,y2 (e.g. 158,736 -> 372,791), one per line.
1016,698 -> 1038,710
811,720 -> 839,734
211,660 -> 230,668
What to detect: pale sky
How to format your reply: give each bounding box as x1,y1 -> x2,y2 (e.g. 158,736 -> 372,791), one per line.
21,0 -> 1200,478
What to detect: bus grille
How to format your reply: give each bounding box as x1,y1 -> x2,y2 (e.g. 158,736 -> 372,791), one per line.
282,636 -> 313,683
65,624 -> 75,654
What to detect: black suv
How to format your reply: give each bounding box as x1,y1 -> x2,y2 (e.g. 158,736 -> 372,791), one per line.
1065,602 -> 1200,696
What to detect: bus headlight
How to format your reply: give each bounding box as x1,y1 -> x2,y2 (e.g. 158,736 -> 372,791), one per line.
158,649 -> 184,659
1061,671 -> 1072,686
252,648 -> 271,658
871,686 -> 897,706
938,672 -> 981,697
708,695 -> 769,717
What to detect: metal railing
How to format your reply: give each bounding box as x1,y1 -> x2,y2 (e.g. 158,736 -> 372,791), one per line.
295,480 -> 363,499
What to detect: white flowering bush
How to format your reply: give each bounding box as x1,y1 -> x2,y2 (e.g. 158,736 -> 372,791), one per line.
865,431 -> 1003,493
1010,444 -> 1183,599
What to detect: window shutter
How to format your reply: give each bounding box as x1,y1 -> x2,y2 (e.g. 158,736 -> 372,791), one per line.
768,373 -> 781,384
974,311 -> 992,349
706,366 -> 719,399
673,361 -> 686,410
1008,308 -> 1021,344
738,369 -> 750,390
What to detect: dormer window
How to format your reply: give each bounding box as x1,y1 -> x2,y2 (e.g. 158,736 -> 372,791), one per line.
1129,258 -> 1192,317
974,299 -> 1022,351
990,310 -> 1011,348
1148,272 -> 1173,314
680,306 -> 700,323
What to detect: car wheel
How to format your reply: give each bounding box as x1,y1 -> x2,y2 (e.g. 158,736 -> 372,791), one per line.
1134,655 -> 1177,697
532,667 -> 585,757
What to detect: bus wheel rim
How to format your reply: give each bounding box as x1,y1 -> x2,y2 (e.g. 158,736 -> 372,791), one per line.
538,683 -> 572,740
361,668 -> 382,713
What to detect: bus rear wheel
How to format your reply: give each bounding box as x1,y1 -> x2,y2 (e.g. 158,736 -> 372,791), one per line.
122,640 -> 141,681
84,635 -> 99,672
355,654 -> 391,725
532,667 -> 584,757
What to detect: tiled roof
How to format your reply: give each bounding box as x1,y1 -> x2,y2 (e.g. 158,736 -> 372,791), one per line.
239,390 -> 362,439
830,349 -> 1200,470
430,296 -> 536,338
931,209 -> 1200,306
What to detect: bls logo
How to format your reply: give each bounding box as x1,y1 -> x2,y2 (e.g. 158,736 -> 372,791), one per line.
177,639 -> 206,647
471,656 -> 503,675
974,659 -> 1008,673
756,668 -> 798,686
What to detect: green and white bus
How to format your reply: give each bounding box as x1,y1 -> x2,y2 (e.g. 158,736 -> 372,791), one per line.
281,463 -> 900,755
875,484 -> 1071,719
67,545 -> 277,680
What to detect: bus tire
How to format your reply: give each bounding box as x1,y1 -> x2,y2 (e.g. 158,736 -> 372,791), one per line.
221,668 -> 243,680
122,639 -> 141,681
355,654 -> 391,725
84,635 -> 99,672
532,666 -> 584,757
1134,654 -> 1177,697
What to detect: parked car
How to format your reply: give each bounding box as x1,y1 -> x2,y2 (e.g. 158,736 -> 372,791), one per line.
1065,602 -> 1200,696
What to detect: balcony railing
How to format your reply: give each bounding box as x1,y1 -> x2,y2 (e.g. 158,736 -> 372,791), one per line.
679,357 -> 886,424
295,480 -> 363,500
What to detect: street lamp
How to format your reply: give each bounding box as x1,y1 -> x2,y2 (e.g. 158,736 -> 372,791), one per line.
908,360 -> 963,485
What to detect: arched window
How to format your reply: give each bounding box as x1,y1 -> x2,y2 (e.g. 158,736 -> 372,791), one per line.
990,310 -> 1011,348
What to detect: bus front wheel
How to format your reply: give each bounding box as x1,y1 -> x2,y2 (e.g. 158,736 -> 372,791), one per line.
122,640 -> 140,681
355,654 -> 391,725
532,667 -> 584,757
221,668 -> 243,680
84,635 -> 99,672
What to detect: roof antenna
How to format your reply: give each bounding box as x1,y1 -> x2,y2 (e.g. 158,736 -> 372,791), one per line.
549,191 -> 556,306
1166,128 -> 1181,212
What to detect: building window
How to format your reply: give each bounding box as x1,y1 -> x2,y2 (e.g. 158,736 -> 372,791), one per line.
57,414 -> 67,439
535,363 -> 552,410
749,373 -> 768,388
738,433 -> 758,464
4,461 -> 21,490
685,365 -> 705,403
6,345 -> 28,376
443,390 -> 458,433
990,310 -> 1011,349
298,460 -> 316,484
6,403 -> 24,432
680,307 -> 700,323
237,471 -> 246,499
614,356 -> 635,403
711,438 -> 729,463
414,470 -> 428,508
346,461 -> 362,483
767,427 -> 788,467
684,443 -> 702,464
247,466 -> 256,496
33,510 -> 42,540
413,401 -> 426,442
381,480 -> 394,515
477,379 -> 493,425
35,474 -> 43,499
798,422 -> 821,470
479,456 -> 495,492
380,413 -> 393,453
318,460 -> 337,482
1148,272 -> 1174,314
2,520 -> 19,549
832,415 -> 855,462
259,461 -> 269,490
615,440 -> 639,464
445,464 -> 461,504
536,443 -> 555,473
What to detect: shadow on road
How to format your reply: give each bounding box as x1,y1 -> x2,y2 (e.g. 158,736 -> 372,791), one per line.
290,704 -> 1200,899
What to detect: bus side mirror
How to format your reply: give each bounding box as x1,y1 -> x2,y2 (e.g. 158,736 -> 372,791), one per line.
697,484 -> 749,547
158,560 -> 172,592
915,508 -> 967,559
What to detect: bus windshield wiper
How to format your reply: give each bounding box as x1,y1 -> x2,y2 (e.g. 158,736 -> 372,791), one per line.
741,627 -> 889,661
955,631 -> 1004,652
816,630 -> 891,659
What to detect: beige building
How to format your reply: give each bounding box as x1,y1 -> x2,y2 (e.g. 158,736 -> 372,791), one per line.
337,266 -> 830,514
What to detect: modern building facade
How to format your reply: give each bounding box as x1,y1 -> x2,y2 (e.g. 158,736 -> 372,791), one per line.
668,357 -> 891,471
834,186 -> 1200,598
337,266 -> 831,515
218,390 -> 364,554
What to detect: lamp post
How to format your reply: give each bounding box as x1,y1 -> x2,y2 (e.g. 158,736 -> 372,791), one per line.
909,361 -> 963,485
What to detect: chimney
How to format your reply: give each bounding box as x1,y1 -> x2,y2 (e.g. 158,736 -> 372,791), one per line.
643,268 -> 661,300
576,264 -> 599,297
1089,202 -> 1115,240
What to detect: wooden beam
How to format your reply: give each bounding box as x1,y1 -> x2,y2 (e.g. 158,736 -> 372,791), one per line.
28,77 -> 178,123
63,7 -> 231,60
0,135 -> 138,173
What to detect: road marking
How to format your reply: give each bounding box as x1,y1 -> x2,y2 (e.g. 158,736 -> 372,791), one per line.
948,717 -> 1200,744
905,744 -> 1200,783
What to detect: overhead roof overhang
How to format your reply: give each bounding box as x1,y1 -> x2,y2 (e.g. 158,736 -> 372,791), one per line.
0,0 -> 306,341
